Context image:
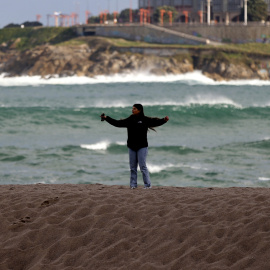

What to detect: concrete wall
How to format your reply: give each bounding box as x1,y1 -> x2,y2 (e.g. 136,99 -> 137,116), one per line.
95,25 -> 207,45
77,24 -> 270,44
169,24 -> 270,43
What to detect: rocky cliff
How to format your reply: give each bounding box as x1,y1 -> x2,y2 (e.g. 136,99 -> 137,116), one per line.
0,37 -> 269,81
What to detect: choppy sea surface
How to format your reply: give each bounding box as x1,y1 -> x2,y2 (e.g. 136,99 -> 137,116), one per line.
0,71 -> 269,187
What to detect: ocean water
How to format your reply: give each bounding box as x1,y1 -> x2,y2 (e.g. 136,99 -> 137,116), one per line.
0,71 -> 269,187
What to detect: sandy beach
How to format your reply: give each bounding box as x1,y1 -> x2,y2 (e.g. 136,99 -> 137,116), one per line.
1,184 -> 270,270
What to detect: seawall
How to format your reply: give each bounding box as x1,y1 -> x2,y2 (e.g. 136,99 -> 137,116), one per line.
76,23 -> 270,44
169,24 -> 270,43
76,24 -> 215,45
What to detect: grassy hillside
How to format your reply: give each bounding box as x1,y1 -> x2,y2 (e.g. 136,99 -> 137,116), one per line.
0,27 -> 77,49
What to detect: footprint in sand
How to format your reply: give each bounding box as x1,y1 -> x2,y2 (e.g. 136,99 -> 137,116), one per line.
40,197 -> 59,207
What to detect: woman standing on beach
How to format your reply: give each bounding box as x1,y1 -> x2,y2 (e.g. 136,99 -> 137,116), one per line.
100,104 -> 169,189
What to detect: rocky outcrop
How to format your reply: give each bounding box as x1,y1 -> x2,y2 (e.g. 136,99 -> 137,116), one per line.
88,47 -> 193,76
0,38 -> 269,81
200,58 -> 268,81
1,44 -> 92,77
0,43 -> 194,78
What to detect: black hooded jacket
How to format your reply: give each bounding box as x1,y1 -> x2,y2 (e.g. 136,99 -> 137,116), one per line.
105,114 -> 167,151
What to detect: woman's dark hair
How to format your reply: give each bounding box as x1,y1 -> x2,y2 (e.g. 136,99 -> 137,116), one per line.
133,103 -> 156,132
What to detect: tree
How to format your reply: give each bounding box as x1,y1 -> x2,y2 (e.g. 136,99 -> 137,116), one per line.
88,16 -> 100,24
88,14 -> 114,24
239,0 -> 268,21
4,21 -> 42,28
248,0 -> 268,21
4,23 -> 20,28
22,21 -> 43,27
153,6 -> 178,23
119,9 -> 140,23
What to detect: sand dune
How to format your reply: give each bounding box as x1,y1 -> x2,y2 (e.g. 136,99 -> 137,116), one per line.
1,184 -> 270,270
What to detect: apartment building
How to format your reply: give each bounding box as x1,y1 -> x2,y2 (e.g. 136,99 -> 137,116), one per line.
138,0 -> 270,23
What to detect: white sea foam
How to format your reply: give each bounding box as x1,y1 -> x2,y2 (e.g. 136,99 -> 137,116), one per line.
95,94 -> 242,108
81,141 -> 110,151
80,141 -> 125,151
95,101 -> 130,108
258,177 -> 270,181
116,141 -> 126,146
148,163 -> 177,173
148,163 -> 208,173
183,94 -> 242,107
1,71 -> 270,86
251,101 -> 270,108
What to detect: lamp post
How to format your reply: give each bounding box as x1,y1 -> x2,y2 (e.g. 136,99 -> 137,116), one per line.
244,0 -> 248,25
85,10 -> 90,24
160,9 -> 166,26
36,14 -> 41,22
129,0 -> 133,23
167,11 -> 173,26
207,0 -> 211,25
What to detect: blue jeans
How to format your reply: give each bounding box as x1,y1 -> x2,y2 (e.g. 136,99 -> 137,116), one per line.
129,147 -> 151,188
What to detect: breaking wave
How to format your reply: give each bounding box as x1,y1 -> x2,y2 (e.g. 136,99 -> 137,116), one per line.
2,71 -> 270,86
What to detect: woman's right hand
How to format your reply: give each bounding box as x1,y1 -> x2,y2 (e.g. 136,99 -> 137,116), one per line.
100,113 -> 106,121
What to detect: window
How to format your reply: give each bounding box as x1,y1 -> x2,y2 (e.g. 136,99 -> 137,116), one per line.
156,0 -> 162,6
174,0 -> 183,5
228,0 -> 241,12
163,0 -> 171,5
195,0 -> 204,10
213,0 -> 223,12
145,0 -> 154,6
183,0 -> 192,6
265,0 -> 270,12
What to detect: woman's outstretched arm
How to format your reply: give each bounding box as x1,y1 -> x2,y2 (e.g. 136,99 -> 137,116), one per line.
101,114 -> 129,128
147,116 -> 169,128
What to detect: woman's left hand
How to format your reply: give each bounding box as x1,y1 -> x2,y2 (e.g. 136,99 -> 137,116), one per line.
164,116 -> 169,122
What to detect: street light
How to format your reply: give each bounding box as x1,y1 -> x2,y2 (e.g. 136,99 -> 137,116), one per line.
130,0 -> 133,23
207,0 -> 211,25
244,0 -> 248,25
